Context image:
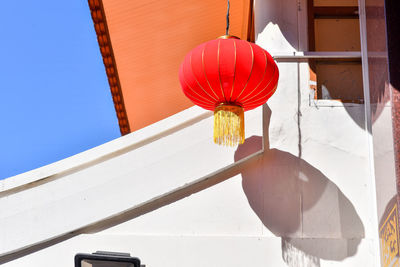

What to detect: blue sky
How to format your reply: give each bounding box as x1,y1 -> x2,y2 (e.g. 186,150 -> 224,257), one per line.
0,1 -> 120,179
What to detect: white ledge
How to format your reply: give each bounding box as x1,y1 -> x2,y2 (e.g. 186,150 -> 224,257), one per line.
0,106 -> 212,195
0,104 -> 264,261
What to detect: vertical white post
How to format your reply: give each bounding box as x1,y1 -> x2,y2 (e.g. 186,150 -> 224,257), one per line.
358,0 -> 382,265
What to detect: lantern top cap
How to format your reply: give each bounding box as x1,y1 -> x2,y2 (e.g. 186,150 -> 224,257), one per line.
218,35 -> 240,40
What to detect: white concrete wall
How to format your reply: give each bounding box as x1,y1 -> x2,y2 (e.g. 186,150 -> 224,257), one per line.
0,0 -> 381,266
3,176 -> 375,267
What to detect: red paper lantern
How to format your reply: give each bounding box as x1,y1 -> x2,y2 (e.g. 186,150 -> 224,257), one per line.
179,36 -> 279,146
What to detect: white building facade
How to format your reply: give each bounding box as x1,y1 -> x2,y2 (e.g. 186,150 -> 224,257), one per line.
1,0 -> 398,266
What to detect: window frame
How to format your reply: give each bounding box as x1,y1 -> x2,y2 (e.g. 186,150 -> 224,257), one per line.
307,0 -> 364,104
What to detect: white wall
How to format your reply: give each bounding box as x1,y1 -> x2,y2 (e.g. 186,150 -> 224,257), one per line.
0,0 -> 381,266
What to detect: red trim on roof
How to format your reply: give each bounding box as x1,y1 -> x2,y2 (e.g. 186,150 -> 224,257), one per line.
88,0 -> 130,135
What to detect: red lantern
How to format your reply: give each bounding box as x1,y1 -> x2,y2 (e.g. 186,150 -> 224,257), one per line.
179,36 -> 279,146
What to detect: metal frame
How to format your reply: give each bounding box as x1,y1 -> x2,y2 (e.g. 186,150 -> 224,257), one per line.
75,252 -> 141,267
273,51 -> 361,62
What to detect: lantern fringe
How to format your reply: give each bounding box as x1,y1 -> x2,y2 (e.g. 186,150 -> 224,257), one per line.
213,104 -> 245,146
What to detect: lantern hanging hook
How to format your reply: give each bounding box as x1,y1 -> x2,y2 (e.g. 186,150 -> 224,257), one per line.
225,0 -> 230,35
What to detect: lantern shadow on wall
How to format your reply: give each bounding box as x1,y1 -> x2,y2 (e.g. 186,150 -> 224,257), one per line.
234,107 -> 365,266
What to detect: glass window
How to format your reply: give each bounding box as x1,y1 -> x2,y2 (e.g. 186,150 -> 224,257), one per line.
308,0 -> 363,103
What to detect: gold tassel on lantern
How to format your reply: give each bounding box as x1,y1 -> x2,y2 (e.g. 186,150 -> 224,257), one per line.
213,104 -> 245,146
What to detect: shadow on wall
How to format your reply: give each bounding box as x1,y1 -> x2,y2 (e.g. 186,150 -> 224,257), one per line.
379,194 -> 398,229
234,110 -> 365,266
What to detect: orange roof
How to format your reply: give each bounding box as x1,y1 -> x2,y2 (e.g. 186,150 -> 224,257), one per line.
89,0 -> 253,134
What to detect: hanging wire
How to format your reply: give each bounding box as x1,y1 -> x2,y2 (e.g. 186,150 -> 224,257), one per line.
225,0 -> 230,35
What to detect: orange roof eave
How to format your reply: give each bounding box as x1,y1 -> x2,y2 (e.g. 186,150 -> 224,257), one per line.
88,0 -> 130,135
